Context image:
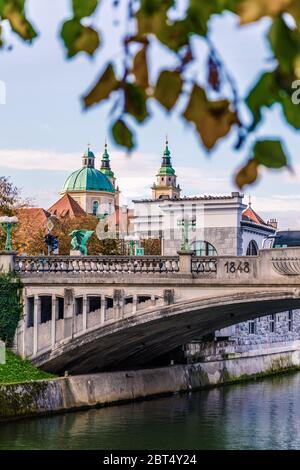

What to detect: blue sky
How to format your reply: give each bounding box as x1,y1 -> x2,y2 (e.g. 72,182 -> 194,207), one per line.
0,0 -> 300,228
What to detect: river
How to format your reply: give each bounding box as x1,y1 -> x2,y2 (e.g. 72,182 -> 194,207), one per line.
1,371 -> 300,450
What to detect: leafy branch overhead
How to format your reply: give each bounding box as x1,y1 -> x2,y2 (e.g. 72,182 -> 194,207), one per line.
1,0 -> 300,187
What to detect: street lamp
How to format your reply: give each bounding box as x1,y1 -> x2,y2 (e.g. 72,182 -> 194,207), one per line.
0,216 -> 18,251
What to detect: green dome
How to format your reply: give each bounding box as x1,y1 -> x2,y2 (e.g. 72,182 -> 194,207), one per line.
83,149 -> 95,158
158,166 -> 175,176
62,167 -> 115,193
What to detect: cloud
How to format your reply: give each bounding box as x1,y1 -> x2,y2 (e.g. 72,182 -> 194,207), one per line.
0,148 -> 233,208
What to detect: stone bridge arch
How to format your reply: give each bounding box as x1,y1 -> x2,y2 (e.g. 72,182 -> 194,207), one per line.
31,289 -> 300,374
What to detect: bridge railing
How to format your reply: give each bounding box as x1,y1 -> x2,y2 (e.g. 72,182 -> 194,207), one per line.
191,257 -> 217,275
14,255 -> 180,274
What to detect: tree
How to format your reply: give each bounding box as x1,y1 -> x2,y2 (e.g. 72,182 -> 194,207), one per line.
0,176 -> 20,216
1,0 -> 299,187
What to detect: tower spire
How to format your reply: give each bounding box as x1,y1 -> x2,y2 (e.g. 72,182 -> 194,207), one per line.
151,138 -> 181,200
100,141 -> 115,185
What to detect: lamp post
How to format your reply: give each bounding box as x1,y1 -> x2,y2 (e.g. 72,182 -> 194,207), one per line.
177,217 -> 196,251
124,234 -> 140,256
0,216 -> 18,251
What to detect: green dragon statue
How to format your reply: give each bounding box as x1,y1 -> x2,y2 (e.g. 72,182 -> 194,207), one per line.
69,230 -> 94,255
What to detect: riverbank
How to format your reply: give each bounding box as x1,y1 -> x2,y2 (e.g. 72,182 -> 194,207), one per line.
0,349 -> 54,384
1,343 -> 300,421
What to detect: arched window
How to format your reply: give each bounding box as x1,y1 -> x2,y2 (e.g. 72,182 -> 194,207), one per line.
191,241 -> 217,256
246,240 -> 258,256
92,200 -> 99,216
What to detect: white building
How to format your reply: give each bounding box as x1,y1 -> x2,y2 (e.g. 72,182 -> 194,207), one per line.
133,142 -> 277,256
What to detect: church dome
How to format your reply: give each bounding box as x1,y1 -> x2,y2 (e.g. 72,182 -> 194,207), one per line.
62,167 -> 115,193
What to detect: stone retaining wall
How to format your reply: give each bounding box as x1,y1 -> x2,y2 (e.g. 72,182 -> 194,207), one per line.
1,345 -> 300,421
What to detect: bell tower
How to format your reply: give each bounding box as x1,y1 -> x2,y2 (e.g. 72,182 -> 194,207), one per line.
152,139 -> 181,200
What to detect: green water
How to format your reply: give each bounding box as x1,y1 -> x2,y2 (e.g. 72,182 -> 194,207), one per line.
1,372 -> 300,450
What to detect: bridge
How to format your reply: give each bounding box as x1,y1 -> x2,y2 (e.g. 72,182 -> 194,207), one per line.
4,248 -> 300,374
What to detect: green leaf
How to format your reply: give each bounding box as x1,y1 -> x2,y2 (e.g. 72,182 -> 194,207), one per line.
61,19 -> 99,57
83,63 -> 119,109
111,119 -> 135,149
136,0 -> 172,35
235,158 -> 259,189
268,17 -> 299,76
183,84 -> 238,149
133,45 -> 149,88
280,91 -> 300,129
72,0 -> 99,19
74,26 -> 100,56
246,72 -> 278,130
2,2 -> 37,41
186,0 -> 224,36
124,83 -> 148,123
253,139 -> 288,168
157,20 -> 190,51
154,70 -> 183,110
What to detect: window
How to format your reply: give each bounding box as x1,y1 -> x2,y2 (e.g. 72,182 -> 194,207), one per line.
92,200 -> 99,216
270,314 -> 276,333
248,319 -> 256,334
246,240 -> 258,256
191,241 -> 217,257
288,310 -> 293,332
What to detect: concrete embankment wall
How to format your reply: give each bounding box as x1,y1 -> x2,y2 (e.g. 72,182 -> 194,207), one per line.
1,346 -> 300,420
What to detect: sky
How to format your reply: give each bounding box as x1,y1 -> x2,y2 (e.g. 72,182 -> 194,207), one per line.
0,0 -> 300,228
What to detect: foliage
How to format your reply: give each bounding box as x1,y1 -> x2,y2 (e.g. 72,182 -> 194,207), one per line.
0,176 -> 20,216
3,0 -> 300,186
0,273 -> 22,347
0,349 -> 54,384
141,238 -> 161,255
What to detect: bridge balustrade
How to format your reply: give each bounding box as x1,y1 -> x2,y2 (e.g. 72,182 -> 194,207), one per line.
15,255 -> 180,275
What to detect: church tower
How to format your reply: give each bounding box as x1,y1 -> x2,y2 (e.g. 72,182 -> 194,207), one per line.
152,139 -> 181,200
100,142 -> 120,206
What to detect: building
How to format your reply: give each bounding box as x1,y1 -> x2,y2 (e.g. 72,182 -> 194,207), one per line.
133,142 -> 276,256
59,144 -> 119,216
132,140 -> 300,359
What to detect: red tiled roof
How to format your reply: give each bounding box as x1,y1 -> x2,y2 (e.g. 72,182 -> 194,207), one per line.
48,194 -> 86,218
242,206 -> 268,226
17,208 -> 50,229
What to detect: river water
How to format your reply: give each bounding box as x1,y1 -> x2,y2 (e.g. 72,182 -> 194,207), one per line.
1,372 -> 300,450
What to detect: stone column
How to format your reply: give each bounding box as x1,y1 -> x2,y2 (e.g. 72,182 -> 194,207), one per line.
113,289 -> 124,320
33,295 -> 41,356
63,288 -> 74,339
51,295 -> 56,347
101,294 -> 105,324
82,294 -> 88,331
177,250 -> 193,274
0,251 -> 16,274
133,294 -> 138,314
151,294 -> 156,306
164,289 -> 175,305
